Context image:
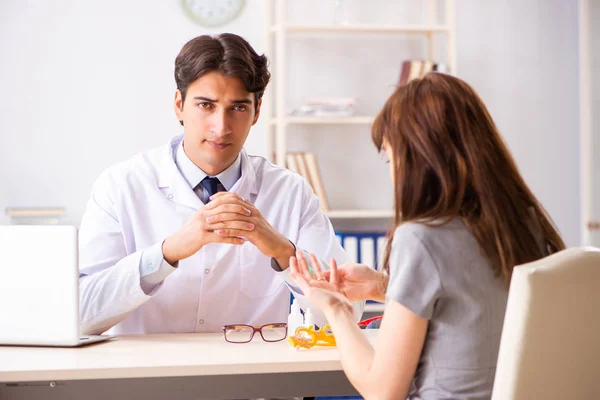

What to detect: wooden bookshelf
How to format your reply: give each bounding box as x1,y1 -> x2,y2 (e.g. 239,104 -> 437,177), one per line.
364,302 -> 385,313
325,210 -> 394,219
270,116 -> 375,126
269,24 -> 450,35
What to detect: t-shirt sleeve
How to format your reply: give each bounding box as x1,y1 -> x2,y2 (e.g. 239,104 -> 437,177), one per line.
385,226 -> 443,319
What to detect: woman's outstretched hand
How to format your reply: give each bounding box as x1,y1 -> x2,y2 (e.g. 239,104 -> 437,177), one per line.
289,252 -> 354,316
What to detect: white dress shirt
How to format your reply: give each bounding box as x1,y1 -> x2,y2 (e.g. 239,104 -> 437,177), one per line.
78,134 -> 364,335
138,142 -> 242,293
175,140 -> 242,204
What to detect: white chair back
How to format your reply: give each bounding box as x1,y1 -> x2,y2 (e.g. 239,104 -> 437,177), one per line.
492,247 -> 600,399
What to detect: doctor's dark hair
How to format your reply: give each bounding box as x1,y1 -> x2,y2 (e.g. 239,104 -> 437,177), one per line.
174,33 -> 270,113
372,72 -> 565,288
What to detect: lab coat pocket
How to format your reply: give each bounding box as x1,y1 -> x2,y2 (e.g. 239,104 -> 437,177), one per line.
239,243 -> 283,299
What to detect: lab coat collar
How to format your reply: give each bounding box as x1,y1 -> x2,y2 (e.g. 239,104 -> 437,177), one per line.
156,134 -> 258,210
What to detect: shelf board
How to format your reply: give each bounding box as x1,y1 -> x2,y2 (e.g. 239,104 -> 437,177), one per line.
325,210 -> 394,219
270,24 -> 449,35
270,116 -> 375,126
364,303 -> 385,313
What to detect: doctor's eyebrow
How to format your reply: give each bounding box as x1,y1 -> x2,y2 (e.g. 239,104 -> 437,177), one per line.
193,96 -> 217,102
192,96 -> 252,104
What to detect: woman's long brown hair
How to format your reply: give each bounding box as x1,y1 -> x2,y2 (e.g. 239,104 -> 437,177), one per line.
372,73 -> 565,287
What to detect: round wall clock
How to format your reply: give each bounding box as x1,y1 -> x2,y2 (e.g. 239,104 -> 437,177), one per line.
181,0 -> 246,27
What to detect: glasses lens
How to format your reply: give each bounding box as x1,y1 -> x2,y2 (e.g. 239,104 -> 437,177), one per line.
260,323 -> 287,342
224,325 -> 254,343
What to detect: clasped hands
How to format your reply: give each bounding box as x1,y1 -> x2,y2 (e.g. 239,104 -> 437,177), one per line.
162,192 -> 294,266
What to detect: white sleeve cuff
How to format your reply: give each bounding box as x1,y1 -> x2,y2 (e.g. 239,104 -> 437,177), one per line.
279,249 -> 312,295
139,241 -> 177,294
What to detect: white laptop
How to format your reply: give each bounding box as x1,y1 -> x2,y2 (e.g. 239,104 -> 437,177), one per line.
0,225 -> 112,347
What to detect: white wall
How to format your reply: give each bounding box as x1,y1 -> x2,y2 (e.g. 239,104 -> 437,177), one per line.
0,0 -> 266,226
0,0 -> 581,245
589,0 -> 600,246
456,0 -> 580,246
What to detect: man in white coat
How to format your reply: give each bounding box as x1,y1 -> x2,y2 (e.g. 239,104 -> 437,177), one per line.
78,33 -> 363,335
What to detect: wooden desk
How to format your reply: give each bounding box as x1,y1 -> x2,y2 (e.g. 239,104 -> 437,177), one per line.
0,331 -> 377,399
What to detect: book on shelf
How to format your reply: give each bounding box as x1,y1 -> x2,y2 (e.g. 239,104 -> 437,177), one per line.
5,207 -> 65,225
398,60 -> 445,85
285,152 -> 330,211
336,231 -> 389,311
343,236 -> 358,263
294,153 -> 312,189
433,63 -> 448,73
285,153 -> 299,174
422,60 -> 434,76
303,152 -> 330,211
290,97 -> 357,117
335,232 -> 388,270
398,60 -> 412,85
406,60 -> 423,82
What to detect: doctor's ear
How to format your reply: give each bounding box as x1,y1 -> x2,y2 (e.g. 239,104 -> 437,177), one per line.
174,89 -> 185,126
252,99 -> 262,126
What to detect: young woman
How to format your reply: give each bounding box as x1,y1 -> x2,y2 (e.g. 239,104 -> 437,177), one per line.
290,72 -> 565,400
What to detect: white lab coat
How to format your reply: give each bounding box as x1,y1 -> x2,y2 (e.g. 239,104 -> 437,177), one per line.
79,135 -> 363,335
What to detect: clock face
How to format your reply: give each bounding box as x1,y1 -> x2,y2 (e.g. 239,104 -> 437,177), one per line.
181,0 -> 246,27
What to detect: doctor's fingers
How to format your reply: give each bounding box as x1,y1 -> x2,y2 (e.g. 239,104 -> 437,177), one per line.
203,203 -> 252,218
209,191 -> 252,206
206,194 -> 258,214
213,228 -> 256,238
205,211 -> 253,224
206,220 -> 256,232
205,232 -> 245,245
207,192 -> 249,206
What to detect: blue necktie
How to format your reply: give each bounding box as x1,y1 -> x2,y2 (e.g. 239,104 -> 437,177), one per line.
200,176 -> 224,198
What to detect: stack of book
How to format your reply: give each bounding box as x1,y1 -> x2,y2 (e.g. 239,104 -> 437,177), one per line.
290,97 -> 356,117
398,60 -> 448,85
285,152 -> 329,211
5,207 -> 65,225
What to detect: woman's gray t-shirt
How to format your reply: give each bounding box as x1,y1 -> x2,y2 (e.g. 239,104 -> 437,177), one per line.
386,219 -> 508,400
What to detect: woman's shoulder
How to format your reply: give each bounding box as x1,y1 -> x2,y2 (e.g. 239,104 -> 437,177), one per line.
393,218 -> 470,247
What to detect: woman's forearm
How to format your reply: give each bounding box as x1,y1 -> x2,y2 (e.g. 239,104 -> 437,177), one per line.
325,304 -> 377,397
370,271 -> 389,303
